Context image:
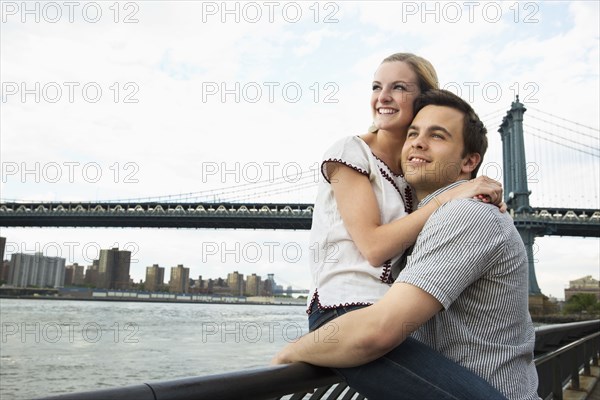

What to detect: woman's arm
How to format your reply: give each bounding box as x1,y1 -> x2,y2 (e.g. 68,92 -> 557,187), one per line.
329,163 -> 502,267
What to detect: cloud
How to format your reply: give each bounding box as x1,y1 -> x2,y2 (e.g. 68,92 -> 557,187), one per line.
1,1 -> 598,300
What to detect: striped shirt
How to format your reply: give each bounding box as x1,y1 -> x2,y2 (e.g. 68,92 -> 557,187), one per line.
397,181 -> 540,400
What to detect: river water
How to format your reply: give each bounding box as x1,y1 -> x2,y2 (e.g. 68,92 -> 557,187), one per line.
0,298 -> 309,400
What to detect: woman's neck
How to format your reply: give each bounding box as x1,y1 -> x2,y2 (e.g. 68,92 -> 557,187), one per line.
360,129 -> 407,174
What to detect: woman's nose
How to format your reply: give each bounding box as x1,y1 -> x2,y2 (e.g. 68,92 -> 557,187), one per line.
378,87 -> 392,103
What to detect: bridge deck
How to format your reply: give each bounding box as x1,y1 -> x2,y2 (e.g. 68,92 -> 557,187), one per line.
1,202 -> 599,236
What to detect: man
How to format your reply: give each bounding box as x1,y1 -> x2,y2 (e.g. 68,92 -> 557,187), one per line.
273,90 -> 539,400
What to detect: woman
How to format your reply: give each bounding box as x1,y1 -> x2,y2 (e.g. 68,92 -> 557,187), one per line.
308,53 -> 503,329
301,53 -> 508,399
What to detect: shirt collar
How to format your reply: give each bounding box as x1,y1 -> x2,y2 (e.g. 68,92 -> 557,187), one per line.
418,180 -> 469,209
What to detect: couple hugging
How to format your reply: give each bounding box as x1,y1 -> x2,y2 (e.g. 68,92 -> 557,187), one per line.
272,53 -> 540,400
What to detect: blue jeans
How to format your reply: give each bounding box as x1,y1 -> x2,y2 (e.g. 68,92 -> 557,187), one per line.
308,301 -> 507,400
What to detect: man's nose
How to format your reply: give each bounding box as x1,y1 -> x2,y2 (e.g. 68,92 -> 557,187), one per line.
411,135 -> 426,149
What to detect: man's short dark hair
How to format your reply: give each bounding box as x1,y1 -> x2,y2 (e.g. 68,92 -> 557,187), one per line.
413,89 -> 488,178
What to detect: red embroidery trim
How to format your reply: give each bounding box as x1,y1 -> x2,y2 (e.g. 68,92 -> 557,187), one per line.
371,152 -> 403,178
321,159 -> 368,184
379,259 -> 394,284
404,186 -> 414,214
306,289 -> 373,314
379,167 -> 402,195
379,167 -> 413,213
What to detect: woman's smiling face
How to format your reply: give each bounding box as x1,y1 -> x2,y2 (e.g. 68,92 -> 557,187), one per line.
371,61 -> 421,134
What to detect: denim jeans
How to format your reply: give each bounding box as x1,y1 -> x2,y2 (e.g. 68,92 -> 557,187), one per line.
308,301 -> 507,400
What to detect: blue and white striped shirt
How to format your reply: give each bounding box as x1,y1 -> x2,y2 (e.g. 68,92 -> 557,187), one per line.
397,181 -> 540,400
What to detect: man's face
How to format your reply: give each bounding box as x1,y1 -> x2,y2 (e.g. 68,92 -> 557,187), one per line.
401,105 -> 479,194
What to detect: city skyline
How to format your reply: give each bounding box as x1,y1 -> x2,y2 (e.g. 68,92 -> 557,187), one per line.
1,235 -> 594,301
1,239 -> 290,294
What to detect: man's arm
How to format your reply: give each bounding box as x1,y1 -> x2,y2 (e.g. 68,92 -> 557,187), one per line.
272,282 -> 442,367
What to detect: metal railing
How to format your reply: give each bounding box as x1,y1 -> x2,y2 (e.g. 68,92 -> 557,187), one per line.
38,320 -> 600,400
535,322 -> 600,400
40,363 -> 348,400
534,320 -> 600,354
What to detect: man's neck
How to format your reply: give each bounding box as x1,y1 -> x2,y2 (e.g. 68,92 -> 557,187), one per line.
416,180 -> 469,209
414,174 -> 474,204
414,188 -> 432,203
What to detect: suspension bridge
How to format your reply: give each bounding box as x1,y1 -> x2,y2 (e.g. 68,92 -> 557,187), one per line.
1,98 -> 599,295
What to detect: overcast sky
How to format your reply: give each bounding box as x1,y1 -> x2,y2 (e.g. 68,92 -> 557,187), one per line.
1,1 -> 599,300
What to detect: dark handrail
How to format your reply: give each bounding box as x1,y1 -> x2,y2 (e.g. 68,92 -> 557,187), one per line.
535,331 -> 600,365
535,319 -> 600,335
535,330 -> 600,400
39,363 -> 342,400
534,319 -> 600,354
36,320 -> 600,400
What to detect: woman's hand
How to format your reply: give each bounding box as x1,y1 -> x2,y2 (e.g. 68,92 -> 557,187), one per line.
473,194 -> 508,213
440,176 -> 506,212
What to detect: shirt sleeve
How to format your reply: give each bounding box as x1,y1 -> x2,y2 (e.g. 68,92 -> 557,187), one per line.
320,137 -> 371,183
397,199 -> 505,309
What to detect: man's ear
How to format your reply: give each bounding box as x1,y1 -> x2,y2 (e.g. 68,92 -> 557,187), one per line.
461,153 -> 481,175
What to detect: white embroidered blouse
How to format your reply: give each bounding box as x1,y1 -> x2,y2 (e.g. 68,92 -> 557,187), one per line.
307,136 -> 414,312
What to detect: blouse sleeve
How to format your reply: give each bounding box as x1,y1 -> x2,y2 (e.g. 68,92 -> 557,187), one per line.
320,137 -> 371,183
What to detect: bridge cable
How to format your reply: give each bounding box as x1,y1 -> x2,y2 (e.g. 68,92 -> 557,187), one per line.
527,106 -> 600,132
527,113 -> 600,140
82,170 -> 321,203
523,124 -> 600,153
523,128 -> 600,158
221,181 -> 318,203
189,174 -> 318,203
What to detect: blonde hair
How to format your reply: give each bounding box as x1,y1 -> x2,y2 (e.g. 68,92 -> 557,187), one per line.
381,52 -> 439,91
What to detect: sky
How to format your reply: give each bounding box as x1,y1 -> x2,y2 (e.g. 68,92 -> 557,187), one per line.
1,1 -> 599,301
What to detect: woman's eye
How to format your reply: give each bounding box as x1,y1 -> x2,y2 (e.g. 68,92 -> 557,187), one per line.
394,84 -> 407,91
372,84 -> 381,91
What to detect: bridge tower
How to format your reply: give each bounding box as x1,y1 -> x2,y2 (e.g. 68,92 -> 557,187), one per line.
499,96 -> 542,295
